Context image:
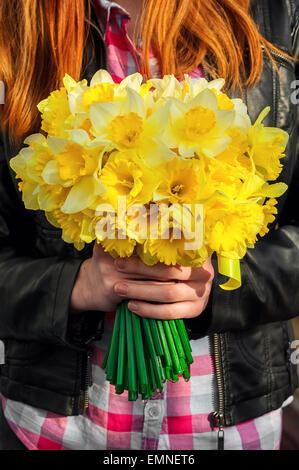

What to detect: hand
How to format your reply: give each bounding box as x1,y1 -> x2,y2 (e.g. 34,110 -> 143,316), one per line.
71,244 -> 152,313
71,244 -> 214,319
113,256 -> 214,320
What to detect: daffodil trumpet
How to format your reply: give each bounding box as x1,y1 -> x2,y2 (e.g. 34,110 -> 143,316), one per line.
10,70 -> 289,401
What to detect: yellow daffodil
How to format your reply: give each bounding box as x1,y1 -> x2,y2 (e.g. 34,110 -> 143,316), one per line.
99,151 -> 158,209
101,237 -> 137,259
10,70 -> 289,274
232,172 -> 287,208
150,75 -> 183,101
205,197 -> 265,258
215,128 -> 250,170
10,134 -> 62,210
38,185 -> 69,212
181,76 -> 225,101
210,88 -> 252,132
248,108 -> 289,181
62,75 -> 89,115
259,199 -> 278,237
94,212 -> 137,258
204,159 -> 244,200
153,157 -> 205,204
40,135 -> 106,214
82,83 -> 116,108
10,134 -> 51,183
137,205 -> 209,266
164,88 -> 236,158
38,88 -> 71,138
138,238 -> 209,267
46,209 -> 95,250
89,87 -> 175,165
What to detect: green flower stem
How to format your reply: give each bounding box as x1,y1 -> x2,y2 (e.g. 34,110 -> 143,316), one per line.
175,319 -> 194,364
163,321 -> 182,375
149,319 -> 164,356
157,356 -> 166,382
131,308 -> 148,393
106,308 -> 121,381
115,384 -> 124,394
156,320 -> 173,370
103,301 -> 194,399
171,373 -> 179,383
165,367 -> 172,380
182,366 -> 191,381
179,357 -> 188,374
142,318 -> 163,391
144,345 -> 155,392
126,308 -> 137,396
169,320 -> 186,360
116,303 -> 126,388
148,357 -> 157,393
129,391 -> 138,401
142,391 -> 149,401
101,335 -> 112,370
175,319 -> 192,351
124,363 -> 128,391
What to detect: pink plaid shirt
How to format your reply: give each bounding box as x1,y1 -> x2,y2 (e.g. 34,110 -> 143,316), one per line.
1,0 -> 286,450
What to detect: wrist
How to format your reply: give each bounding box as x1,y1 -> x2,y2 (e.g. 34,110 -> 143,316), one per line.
70,258 -> 93,314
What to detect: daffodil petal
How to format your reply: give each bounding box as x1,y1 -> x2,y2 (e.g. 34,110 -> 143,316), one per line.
90,101 -> 121,135
22,181 -> 40,210
191,88 -> 218,111
63,74 -> 78,93
38,186 -> 58,212
90,70 -> 115,88
123,88 -> 146,118
66,129 -> 91,147
42,160 -> 65,185
61,176 -> 105,213
119,73 -> 143,91
24,134 -> 46,146
259,182 -> 288,198
47,136 -> 67,155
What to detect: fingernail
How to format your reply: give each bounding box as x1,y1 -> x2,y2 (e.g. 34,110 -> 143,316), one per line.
128,301 -> 139,312
115,259 -> 126,270
115,284 -> 128,296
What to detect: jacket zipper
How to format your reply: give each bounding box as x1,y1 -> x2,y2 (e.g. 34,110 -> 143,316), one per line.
78,349 -> 93,413
213,333 -> 225,450
261,45 -> 295,69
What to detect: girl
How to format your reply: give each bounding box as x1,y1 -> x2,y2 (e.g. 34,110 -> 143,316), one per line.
0,0 -> 298,450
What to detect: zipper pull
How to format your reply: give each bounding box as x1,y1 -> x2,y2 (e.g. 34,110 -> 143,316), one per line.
213,412 -> 225,450
83,351 -> 93,412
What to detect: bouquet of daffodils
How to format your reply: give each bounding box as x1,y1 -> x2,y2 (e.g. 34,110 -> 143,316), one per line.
10,70 -> 288,400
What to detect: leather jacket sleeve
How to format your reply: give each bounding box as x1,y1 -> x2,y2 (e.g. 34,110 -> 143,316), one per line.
0,137 -> 96,347
187,7 -> 299,337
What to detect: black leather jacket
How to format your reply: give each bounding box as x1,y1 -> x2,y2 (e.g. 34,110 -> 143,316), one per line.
0,0 -> 298,428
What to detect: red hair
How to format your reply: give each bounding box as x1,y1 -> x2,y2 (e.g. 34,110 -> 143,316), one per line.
0,0 -> 291,145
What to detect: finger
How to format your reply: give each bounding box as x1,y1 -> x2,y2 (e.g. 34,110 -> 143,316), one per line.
114,280 -> 205,303
127,300 -> 206,320
114,256 -> 209,281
